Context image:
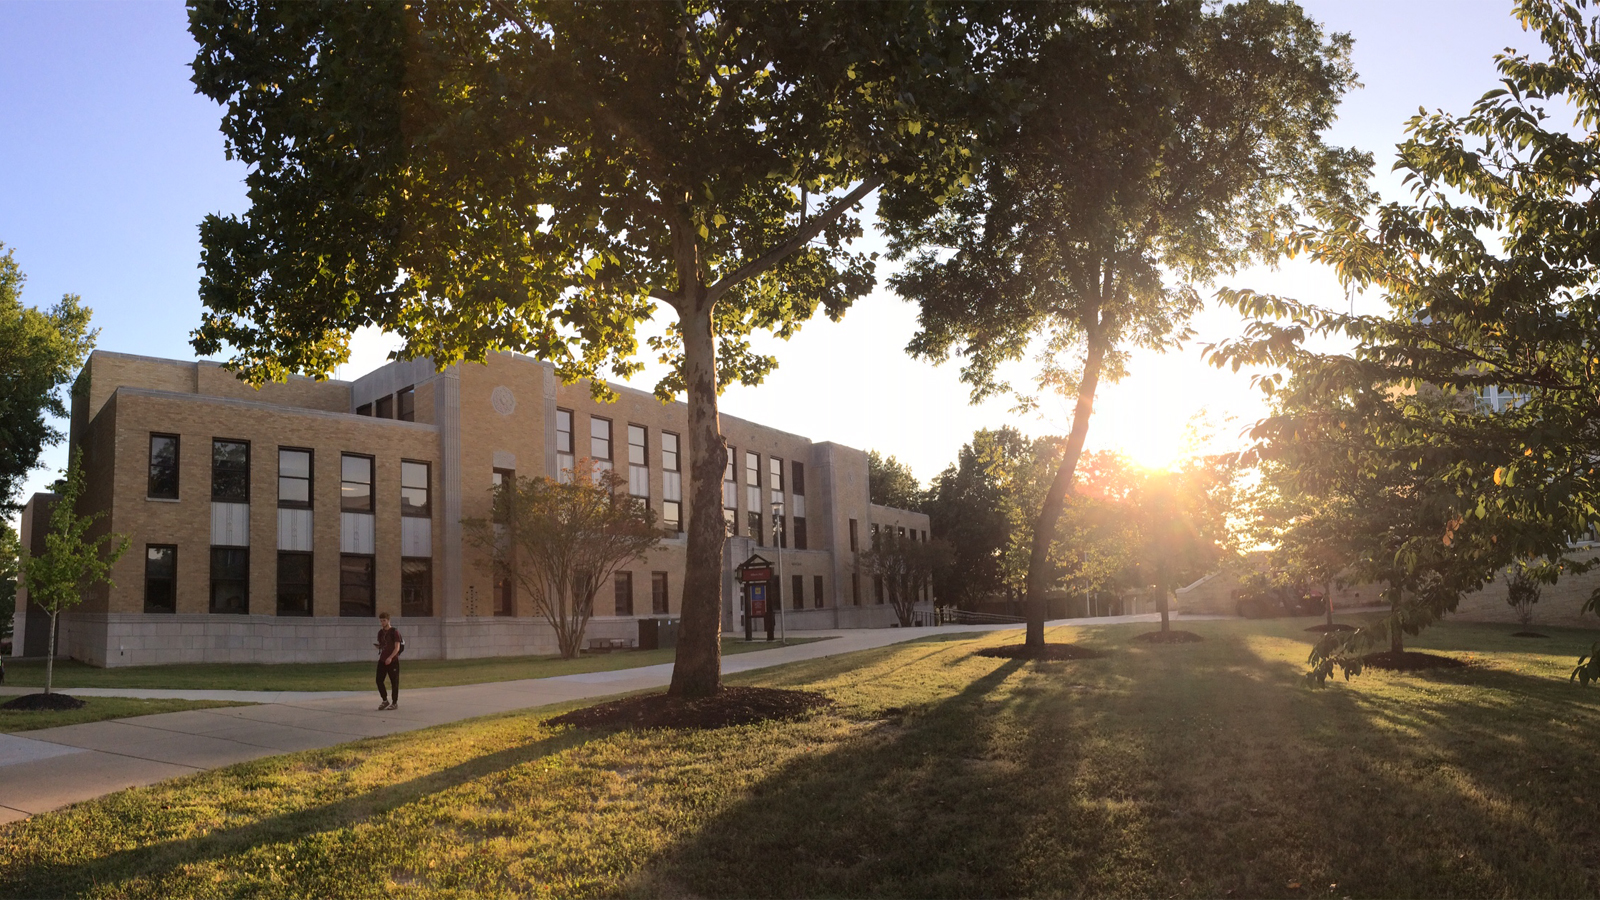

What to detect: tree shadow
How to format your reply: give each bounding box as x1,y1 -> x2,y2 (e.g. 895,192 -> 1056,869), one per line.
0,729 -> 594,897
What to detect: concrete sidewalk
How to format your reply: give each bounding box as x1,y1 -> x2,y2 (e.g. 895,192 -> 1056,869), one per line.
0,614 -> 1177,824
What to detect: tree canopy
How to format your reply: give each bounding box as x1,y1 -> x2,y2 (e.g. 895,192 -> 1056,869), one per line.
867,451 -> 923,512
0,244 -> 96,511
886,0 -> 1368,649
188,1 -> 1006,696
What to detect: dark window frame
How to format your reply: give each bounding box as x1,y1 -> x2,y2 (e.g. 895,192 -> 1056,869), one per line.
402,557 -> 433,617
614,570 -> 634,616
813,574 -> 824,609
848,518 -> 859,553
278,447 -> 313,509
375,394 -> 394,419
651,571 -> 669,615
211,438 -> 251,503
339,553 -> 376,617
341,453 -> 375,513
401,459 -> 431,518
209,547 -> 250,614
556,408 -> 574,454
276,550 -> 313,616
590,415 -> 613,461
397,386 -> 416,422
148,433 -> 180,500
144,544 -> 177,613
792,573 -> 804,609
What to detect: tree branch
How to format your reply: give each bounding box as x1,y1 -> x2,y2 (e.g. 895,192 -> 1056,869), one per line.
706,176 -> 884,305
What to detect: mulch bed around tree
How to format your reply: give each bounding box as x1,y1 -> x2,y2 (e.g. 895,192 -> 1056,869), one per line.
1511,631 -> 1550,639
545,685 -> 832,731
1360,651 -> 1466,672
1133,630 -> 1205,644
1305,623 -> 1358,634
1,692 -> 87,711
974,643 -> 1109,661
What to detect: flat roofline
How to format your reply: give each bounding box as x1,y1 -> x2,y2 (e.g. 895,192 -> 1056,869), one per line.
88,349 -> 355,386
112,386 -> 438,431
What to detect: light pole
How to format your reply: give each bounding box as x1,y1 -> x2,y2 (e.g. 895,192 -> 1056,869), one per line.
772,500 -> 787,644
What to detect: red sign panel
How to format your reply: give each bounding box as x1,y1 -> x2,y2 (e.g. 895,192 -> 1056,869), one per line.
739,567 -> 773,582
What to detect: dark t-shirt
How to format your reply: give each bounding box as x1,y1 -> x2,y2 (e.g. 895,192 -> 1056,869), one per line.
377,626 -> 403,662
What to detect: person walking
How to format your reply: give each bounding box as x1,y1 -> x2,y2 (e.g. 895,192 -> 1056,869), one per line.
375,611 -> 403,710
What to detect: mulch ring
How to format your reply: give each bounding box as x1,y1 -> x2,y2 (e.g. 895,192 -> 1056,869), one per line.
1133,630 -> 1204,644
1361,650 -> 1466,672
1512,631 -> 1550,639
1305,623 -> 1358,634
545,685 -> 832,731
974,643 -> 1109,661
1,692 -> 87,711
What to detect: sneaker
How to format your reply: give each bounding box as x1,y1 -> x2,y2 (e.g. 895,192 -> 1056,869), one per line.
378,701 -> 391,710
389,700 -> 398,709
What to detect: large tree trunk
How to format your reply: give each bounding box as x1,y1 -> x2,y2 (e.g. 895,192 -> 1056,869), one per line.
669,299 -> 728,698
1325,580 -> 1334,628
1157,566 -> 1171,632
1023,328 -> 1107,648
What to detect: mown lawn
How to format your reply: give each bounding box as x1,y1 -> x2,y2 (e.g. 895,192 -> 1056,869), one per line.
0,698 -> 252,734
2,618 -> 1599,898
0,637 -> 828,693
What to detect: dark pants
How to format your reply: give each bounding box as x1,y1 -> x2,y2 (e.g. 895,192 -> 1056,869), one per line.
377,660 -> 399,703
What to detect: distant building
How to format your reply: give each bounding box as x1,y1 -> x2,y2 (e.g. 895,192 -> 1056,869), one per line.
11,350 -> 929,667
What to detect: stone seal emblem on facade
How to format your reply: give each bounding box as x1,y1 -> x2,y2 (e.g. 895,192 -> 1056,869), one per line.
491,385 -> 516,416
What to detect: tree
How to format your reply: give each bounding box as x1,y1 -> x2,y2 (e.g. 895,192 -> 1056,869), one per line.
1506,564 -> 1541,629
867,451 -> 923,511
1,520 -> 16,680
887,0 -> 1367,649
857,529 -> 950,626
925,428 -> 1030,609
19,451 -> 129,695
1122,456 -> 1238,634
188,2 -> 1006,697
463,466 -> 661,659
0,243 -> 96,511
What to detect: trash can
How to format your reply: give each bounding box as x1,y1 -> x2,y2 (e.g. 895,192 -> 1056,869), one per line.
637,617 -> 660,650
659,618 -> 679,649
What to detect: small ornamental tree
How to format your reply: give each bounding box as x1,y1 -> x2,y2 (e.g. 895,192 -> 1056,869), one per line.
463,466 -> 661,659
1505,564 -> 1541,628
19,451 -> 129,694
858,530 -> 952,627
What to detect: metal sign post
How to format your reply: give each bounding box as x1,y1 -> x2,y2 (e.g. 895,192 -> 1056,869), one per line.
735,554 -> 775,643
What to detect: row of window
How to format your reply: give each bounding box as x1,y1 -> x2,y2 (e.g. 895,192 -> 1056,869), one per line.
143,545 -> 433,617
356,385 -> 417,421
149,435 -> 431,517
723,449 -> 809,548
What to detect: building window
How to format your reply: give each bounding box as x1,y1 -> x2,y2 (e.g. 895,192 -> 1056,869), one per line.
397,386 -> 416,422
341,454 -> 373,513
875,574 -> 885,604
792,460 -> 807,550
492,467 -> 514,525
556,408 -> 574,481
591,416 -> 613,461
614,571 -> 633,616
356,402 -> 372,417
210,547 -> 249,614
401,460 -> 430,517
852,572 -> 861,606
495,565 -> 515,616
375,394 -> 394,419
723,449 -> 738,535
746,451 -> 762,545
792,573 -> 804,609
814,574 -> 825,609
278,448 -> 312,508
652,571 -> 669,615
148,434 -> 179,499
849,518 -> 859,553
662,432 -> 682,533
211,439 -> 250,503
402,558 -> 433,616
769,457 -> 786,548
277,551 -> 313,616
144,545 -> 176,614
628,424 -> 649,498
340,554 -> 375,617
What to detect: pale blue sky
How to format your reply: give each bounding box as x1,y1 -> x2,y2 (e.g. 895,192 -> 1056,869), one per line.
0,0 -> 1537,514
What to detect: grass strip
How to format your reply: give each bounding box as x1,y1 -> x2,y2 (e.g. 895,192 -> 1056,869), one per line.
0,698 -> 252,733
2,618 -> 1598,898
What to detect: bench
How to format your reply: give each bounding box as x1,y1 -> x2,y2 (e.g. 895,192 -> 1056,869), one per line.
585,637 -> 637,653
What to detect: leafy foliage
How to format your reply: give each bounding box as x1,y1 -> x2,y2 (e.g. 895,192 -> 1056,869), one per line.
0,520 -> 15,642
886,0 -> 1366,647
19,451 -> 129,693
866,451 -> 923,512
0,244 -> 96,511
1506,564 -> 1542,628
462,466 -> 661,660
856,530 -> 951,627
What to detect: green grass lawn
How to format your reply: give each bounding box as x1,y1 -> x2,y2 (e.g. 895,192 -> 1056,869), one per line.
0,637 -> 829,693
0,698 -> 251,733
3,617 -> 1600,898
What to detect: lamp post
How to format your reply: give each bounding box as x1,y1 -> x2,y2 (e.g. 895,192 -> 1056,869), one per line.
772,500 -> 788,644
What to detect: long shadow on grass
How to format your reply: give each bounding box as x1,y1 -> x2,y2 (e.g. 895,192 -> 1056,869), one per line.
0,729 -> 593,898
628,628 -> 1600,899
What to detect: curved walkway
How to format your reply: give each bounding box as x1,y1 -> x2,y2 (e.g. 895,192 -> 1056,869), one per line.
0,614 -> 1191,824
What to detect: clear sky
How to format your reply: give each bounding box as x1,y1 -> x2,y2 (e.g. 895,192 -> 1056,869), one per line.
0,0 -> 1536,516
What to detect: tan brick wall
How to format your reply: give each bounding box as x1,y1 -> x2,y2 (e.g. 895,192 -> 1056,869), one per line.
101,389 -> 441,619
80,351 -> 351,424
1449,557 -> 1600,630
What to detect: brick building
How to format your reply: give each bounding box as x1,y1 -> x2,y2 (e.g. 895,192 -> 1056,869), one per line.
11,350 -> 930,667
